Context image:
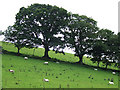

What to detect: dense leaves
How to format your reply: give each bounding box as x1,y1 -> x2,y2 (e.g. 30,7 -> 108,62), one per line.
3,4 -> 120,68
64,14 -> 98,64
4,26 -> 35,54
91,29 -> 119,68
14,4 -> 70,58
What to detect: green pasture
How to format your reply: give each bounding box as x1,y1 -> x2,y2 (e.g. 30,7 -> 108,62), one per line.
1,41 -> 119,88
1,42 -> 118,70
2,54 -> 119,88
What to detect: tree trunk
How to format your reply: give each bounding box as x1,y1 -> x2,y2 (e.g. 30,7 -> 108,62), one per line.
33,48 -> 35,56
97,61 -> 100,67
76,55 -> 83,64
105,63 -> 108,69
43,45 -> 50,58
17,47 -> 20,55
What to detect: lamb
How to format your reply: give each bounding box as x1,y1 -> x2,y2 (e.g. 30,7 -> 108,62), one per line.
109,81 -> 114,85
94,68 -> 97,71
112,72 -> 116,75
43,78 -> 49,82
9,69 -> 14,73
24,57 -> 28,60
56,62 -> 59,64
109,60 -> 113,62
44,62 -> 48,65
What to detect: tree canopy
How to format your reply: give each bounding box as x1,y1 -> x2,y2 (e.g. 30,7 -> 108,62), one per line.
14,3 -> 70,57
64,14 -> 98,64
91,29 -> 118,68
3,3 -> 119,67
4,26 -> 35,55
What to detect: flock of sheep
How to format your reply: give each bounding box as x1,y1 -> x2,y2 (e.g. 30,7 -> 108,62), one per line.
93,68 -> 116,85
9,56 -> 60,82
8,56 -> 117,85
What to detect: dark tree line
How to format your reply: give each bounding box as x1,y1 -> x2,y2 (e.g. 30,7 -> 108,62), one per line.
64,14 -> 98,64
3,3 -> 120,69
91,29 -> 119,68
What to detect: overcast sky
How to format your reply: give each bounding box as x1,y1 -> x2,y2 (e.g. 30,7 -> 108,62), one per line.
0,0 -> 119,34
0,0 -> 119,53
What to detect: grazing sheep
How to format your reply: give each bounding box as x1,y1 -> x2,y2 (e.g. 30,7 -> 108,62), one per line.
44,62 -> 48,65
9,69 -> 14,73
94,68 -> 97,71
109,81 -> 114,85
112,72 -> 116,75
24,57 -> 28,60
108,60 -> 113,62
43,78 -> 49,82
56,62 -> 59,64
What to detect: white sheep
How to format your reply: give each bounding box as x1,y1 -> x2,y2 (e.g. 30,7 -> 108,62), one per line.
9,69 -> 14,73
112,72 -> 116,75
109,81 -> 114,85
109,60 -> 113,62
24,57 -> 28,60
43,78 -> 49,82
94,68 -> 97,71
44,62 -> 48,65
56,62 -> 59,64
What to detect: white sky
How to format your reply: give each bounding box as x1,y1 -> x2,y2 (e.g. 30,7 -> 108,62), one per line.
0,0 -> 119,34
0,0 -> 119,53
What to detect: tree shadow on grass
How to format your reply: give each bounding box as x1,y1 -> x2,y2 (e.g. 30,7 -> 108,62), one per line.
2,49 -> 120,73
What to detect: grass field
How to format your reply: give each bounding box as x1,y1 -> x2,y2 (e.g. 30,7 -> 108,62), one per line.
2,54 -> 119,88
1,41 -> 120,88
1,41 -> 119,70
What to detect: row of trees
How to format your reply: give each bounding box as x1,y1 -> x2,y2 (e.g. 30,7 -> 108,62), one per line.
3,4 -> 120,69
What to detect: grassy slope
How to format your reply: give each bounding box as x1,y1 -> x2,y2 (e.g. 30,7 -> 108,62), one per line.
2,54 -> 119,88
1,41 -> 119,88
2,42 -> 118,70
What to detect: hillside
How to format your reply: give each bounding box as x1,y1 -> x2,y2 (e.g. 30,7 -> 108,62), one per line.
1,41 -> 119,70
2,54 -> 119,88
1,41 -> 119,88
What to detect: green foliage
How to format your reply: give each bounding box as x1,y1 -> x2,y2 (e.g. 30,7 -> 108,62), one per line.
15,4 -> 70,58
64,14 -> 99,64
117,32 -> 120,56
2,3 -> 120,70
91,29 -> 119,68
91,40 -> 107,67
3,26 -> 34,54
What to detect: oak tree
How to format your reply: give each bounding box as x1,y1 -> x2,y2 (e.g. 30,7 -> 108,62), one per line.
15,4 -> 69,58
64,14 -> 98,64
